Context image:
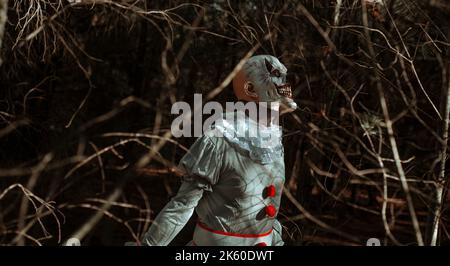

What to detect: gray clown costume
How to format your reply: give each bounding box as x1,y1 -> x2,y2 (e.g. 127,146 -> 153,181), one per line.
141,55 -> 297,246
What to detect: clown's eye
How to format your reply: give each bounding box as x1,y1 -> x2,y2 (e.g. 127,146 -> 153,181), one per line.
272,69 -> 281,78
265,59 -> 274,73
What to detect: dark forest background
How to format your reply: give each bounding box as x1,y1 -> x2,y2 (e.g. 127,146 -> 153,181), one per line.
0,0 -> 450,246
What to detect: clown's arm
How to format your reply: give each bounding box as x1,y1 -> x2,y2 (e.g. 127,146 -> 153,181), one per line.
272,219 -> 285,246
140,134 -> 223,246
140,177 -> 207,246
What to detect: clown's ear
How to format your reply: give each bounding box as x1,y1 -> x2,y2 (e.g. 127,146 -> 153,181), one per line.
244,82 -> 258,99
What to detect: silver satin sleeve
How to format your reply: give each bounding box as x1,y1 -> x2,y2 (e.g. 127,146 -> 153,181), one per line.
141,178 -> 207,246
141,135 -> 222,246
272,219 -> 285,246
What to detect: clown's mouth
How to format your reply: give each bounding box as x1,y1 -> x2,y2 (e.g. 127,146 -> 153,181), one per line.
276,84 -> 293,98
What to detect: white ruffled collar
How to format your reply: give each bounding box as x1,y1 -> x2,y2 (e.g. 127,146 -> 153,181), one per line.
205,112 -> 283,164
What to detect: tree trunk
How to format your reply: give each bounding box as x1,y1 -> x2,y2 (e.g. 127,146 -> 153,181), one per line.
428,26 -> 450,246
428,65 -> 449,246
0,0 -> 7,66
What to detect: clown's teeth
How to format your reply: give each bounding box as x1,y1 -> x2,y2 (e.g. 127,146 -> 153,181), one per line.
276,84 -> 293,98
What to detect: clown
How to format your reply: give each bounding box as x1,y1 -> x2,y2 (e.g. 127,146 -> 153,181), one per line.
140,55 -> 296,246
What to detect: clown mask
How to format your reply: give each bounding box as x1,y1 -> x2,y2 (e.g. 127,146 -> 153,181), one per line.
232,55 -> 297,112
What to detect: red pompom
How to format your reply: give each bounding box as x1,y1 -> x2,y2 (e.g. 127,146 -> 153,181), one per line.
255,242 -> 267,246
265,205 -> 277,218
266,185 -> 276,198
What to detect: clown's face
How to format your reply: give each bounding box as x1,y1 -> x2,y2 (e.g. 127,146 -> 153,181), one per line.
243,55 -> 297,111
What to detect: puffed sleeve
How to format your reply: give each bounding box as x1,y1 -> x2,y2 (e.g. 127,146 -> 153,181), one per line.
178,134 -> 224,190
140,134 -> 224,246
